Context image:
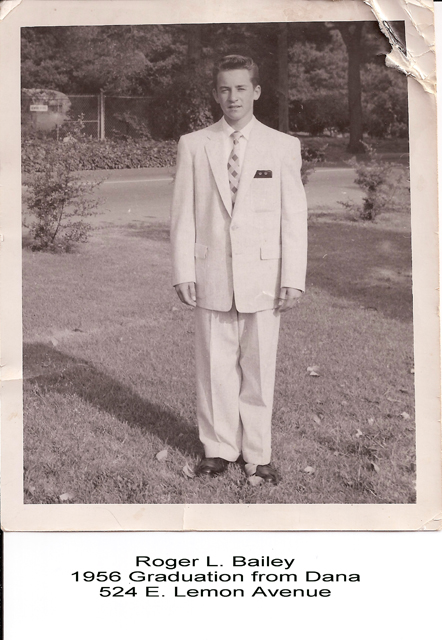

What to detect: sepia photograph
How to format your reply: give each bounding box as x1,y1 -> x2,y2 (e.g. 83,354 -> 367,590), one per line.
0,0 -> 440,531
20,19 -> 415,503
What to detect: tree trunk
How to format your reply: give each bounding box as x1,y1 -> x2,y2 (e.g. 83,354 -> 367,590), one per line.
337,23 -> 365,154
278,23 -> 289,133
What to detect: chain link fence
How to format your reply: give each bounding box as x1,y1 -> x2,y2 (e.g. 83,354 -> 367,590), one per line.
22,90 -> 153,140
67,94 -> 101,138
67,94 -> 152,140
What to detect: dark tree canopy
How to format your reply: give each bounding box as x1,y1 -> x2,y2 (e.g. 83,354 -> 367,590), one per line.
21,22 -> 408,141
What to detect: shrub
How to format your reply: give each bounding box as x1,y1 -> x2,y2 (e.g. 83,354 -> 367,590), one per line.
111,111 -> 153,141
362,63 -> 409,139
23,120 -> 103,252
296,139 -> 326,185
340,146 -> 410,221
300,142 -> 326,164
22,137 -> 177,173
22,122 -> 318,191
290,92 -> 349,136
363,90 -> 409,139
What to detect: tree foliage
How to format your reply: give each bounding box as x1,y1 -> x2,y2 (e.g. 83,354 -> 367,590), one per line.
21,22 -> 408,140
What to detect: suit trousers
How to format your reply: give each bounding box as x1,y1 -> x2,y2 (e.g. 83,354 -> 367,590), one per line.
195,302 -> 281,465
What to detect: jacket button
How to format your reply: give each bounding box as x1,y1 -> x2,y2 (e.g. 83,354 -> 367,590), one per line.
231,224 -> 238,231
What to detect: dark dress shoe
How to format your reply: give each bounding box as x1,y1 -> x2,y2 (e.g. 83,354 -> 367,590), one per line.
195,457 -> 229,477
255,464 -> 280,485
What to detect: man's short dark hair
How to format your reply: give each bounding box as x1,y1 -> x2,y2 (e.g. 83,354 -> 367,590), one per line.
212,55 -> 260,88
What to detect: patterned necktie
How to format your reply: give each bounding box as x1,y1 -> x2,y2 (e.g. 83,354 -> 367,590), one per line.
227,131 -> 242,205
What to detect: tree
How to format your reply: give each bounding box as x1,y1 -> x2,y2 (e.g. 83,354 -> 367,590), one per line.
288,22 -> 407,140
288,32 -> 348,135
21,25 -> 186,95
335,22 -> 365,153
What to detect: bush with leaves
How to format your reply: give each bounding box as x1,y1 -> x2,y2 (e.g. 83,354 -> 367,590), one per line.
23,120 -> 103,251
111,111 -> 153,141
290,92 -> 349,136
22,136 -> 178,172
340,147 -> 410,221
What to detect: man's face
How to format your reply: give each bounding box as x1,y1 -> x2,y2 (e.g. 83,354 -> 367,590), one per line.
213,68 -> 261,129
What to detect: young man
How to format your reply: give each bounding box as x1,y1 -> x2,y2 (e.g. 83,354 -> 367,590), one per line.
170,55 -> 307,484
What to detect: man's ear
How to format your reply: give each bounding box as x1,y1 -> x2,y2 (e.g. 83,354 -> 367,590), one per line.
212,87 -> 219,104
254,85 -> 262,101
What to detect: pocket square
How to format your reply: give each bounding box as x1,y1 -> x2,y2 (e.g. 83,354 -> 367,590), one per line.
254,170 -> 272,178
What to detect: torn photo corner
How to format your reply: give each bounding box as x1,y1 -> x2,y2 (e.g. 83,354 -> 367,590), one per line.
0,0 -> 440,531
364,0 -> 436,93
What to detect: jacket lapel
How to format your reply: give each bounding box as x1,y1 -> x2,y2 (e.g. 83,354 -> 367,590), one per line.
205,124 -> 233,217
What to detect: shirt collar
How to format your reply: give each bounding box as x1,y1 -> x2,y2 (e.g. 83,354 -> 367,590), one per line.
221,115 -> 256,141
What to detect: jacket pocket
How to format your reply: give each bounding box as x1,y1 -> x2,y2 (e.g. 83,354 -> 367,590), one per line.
194,243 -> 208,259
261,245 -> 282,260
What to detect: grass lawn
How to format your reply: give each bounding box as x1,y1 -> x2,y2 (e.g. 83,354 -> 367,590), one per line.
23,212 -> 415,505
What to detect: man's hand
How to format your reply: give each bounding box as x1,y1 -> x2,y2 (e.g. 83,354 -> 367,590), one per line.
175,282 -> 197,307
276,287 -> 303,313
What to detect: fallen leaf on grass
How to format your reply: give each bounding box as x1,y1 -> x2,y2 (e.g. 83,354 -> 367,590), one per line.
341,400 -> 348,406
248,475 -> 264,487
401,412 -> 411,420
155,449 -> 168,462
409,368 -> 415,374
172,306 -> 179,312
307,366 -> 320,377
182,463 -> 195,478
59,492 -> 74,501
355,429 -> 363,438
312,414 -> 321,425
303,466 -> 315,474
368,418 -> 375,426
370,462 -> 380,473
50,337 -> 58,346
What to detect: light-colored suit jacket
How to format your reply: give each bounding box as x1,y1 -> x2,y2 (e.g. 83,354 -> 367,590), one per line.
170,118 -> 308,313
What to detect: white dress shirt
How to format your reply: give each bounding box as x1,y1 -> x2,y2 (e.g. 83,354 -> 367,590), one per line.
221,115 -> 256,179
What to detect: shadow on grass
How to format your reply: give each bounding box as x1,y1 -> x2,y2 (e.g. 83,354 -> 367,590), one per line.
124,222 -> 170,242
123,220 -> 412,322
24,341 -> 202,457
308,222 -> 413,322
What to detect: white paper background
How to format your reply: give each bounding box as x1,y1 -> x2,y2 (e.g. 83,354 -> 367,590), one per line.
3,2 -> 442,636
3,531 -> 442,638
